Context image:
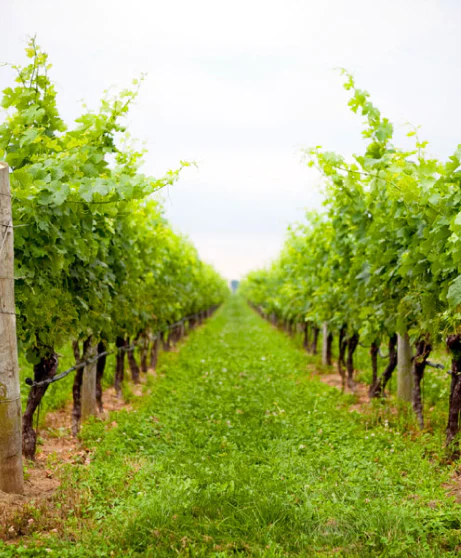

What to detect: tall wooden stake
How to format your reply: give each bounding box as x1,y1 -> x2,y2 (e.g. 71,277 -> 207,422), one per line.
0,162 -> 24,494
322,322 -> 329,366
397,332 -> 412,402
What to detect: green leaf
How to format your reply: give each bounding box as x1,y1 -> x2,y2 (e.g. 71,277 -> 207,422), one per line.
447,276 -> 461,307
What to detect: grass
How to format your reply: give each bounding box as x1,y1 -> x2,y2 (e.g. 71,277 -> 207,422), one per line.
4,296 -> 461,556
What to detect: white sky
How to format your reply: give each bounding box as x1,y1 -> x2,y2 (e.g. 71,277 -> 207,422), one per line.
2,0 -> 461,279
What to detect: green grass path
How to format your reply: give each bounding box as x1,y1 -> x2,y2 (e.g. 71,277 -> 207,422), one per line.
6,297 -> 461,557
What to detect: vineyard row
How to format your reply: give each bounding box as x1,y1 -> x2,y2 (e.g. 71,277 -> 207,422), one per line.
241,71 -> 461,457
0,41 -> 228,494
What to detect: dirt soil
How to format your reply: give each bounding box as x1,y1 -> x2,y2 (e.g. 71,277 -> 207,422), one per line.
317,371 -> 370,412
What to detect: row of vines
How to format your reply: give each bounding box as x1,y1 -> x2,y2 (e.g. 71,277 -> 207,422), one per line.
241,71 -> 461,456
0,41 -> 228,493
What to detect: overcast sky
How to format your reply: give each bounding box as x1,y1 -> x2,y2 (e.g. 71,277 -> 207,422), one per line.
2,0 -> 461,279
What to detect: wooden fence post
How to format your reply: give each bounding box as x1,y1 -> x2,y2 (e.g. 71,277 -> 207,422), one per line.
322,322 -> 329,366
0,162 -> 24,494
397,332 -> 413,402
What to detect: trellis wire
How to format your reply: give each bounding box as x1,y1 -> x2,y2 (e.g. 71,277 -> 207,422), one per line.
25,311 -> 207,389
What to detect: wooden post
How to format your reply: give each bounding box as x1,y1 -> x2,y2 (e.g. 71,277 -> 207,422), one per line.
397,333 -> 412,402
0,163 -> 24,494
81,341 -> 97,421
322,322 -> 329,366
